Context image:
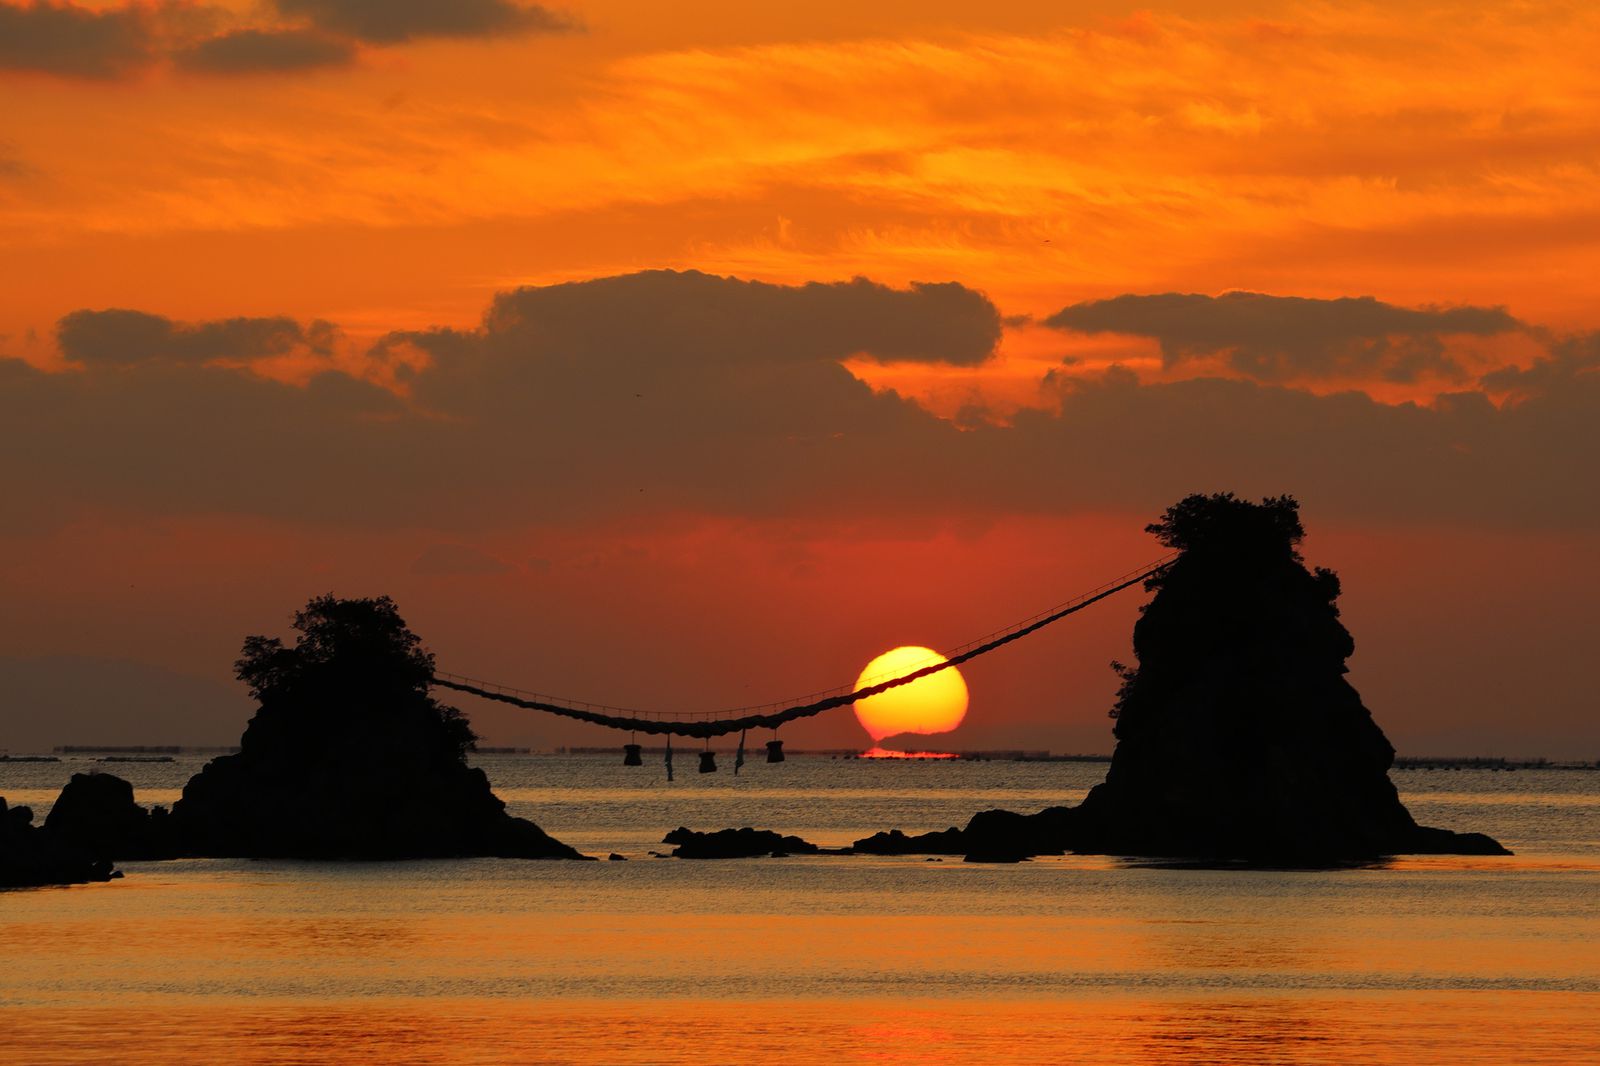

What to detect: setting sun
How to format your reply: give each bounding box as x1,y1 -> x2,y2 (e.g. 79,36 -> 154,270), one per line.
852,646 -> 970,742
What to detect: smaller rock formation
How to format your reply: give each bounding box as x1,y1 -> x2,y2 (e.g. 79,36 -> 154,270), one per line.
43,773 -> 176,861
0,796 -> 115,888
167,595 -> 585,860
663,826 -> 821,858
852,808 -> 1078,862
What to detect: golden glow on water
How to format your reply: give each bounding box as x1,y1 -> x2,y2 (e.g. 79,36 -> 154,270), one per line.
7,995 -> 1599,1066
4,758 -> 1599,1064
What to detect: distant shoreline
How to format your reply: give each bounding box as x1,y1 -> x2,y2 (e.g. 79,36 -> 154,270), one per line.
2,747 -> 1594,770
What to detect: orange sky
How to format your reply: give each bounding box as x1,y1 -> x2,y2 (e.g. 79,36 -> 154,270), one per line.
1,0 -> 1596,755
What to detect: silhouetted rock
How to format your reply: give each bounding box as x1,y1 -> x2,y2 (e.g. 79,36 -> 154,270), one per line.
851,826 -> 967,855
167,595 -> 584,860
43,773 -> 176,861
1071,494 -> 1507,861
858,495 -> 1509,865
663,826 -> 820,858
0,796 -> 115,888
851,807 -> 1079,862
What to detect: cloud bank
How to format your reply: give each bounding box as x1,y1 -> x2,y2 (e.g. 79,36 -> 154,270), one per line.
1046,292 -> 1521,383
3,271 -> 1594,536
0,0 -> 573,79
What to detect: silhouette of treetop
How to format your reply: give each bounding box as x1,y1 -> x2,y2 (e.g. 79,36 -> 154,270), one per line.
233,594 -> 475,759
1145,492 -> 1305,561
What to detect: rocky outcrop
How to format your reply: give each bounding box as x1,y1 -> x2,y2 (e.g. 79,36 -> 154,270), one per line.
857,495 -> 1509,865
0,796 -> 115,888
43,773 -> 176,861
663,826 -> 821,858
1070,494 -> 1507,861
853,807 -> 1080,862
164,595 -> 585,861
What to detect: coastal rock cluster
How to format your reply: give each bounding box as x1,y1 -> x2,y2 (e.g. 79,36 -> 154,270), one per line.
1,596 -> 582,886
1,497 -> 1511,886
0,795 -> 116,888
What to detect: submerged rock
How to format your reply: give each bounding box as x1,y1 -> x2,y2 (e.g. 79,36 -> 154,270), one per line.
663,826 -> 820,859
858,495 -> 1509,865
851,826 -> 968,855
166,595 -> 584,861
0,796 -> 115,888
852,808 -> 1079,862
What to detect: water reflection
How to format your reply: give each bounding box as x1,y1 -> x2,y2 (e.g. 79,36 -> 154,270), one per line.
3,757 -> 1598,1064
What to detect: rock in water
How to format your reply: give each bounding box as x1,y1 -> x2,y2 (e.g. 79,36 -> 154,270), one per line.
663,826 -> 821,858
0,796 -> 115,888
1072,494 -> 1508,861
851,808 -> 1079,862
44,773 -> 175,861
168,595 -> 584,860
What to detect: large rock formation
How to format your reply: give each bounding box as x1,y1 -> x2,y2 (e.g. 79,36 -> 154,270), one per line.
857,495 -> 1507,864
166,595 -> 583,860
0,796 -> 115,888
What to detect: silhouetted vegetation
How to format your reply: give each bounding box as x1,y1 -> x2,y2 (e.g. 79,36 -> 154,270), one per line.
167,594 -> 581,859
234,594 -> 477,759
1144,491 -> 1305,558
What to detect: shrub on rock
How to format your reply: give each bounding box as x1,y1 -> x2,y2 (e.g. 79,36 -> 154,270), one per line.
169,594 -> 583,860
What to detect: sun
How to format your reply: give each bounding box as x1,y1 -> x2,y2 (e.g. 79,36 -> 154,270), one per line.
852,646 -> 969,742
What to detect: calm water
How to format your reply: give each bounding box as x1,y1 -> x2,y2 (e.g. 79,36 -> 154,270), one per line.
3,754 -> 1598,1065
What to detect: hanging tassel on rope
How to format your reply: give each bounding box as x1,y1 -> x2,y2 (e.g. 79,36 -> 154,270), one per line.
734,728 -> 746,776
665,735 -> 674,782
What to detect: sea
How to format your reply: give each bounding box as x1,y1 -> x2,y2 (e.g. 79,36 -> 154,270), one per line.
2,753 -> 1598,1065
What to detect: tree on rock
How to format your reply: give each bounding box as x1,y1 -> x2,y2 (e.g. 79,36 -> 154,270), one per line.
170,594 -> 583,860
233,595 -> 477,763
1074,493 -> 1507,861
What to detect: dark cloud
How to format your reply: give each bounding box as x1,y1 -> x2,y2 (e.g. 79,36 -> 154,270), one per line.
1481,331 -> 1600,399
273,0 -> 574,43
57,309 -> 325,365
0,1 -> 151,79
3,273 -> 1595,539
173,28 -> 355,74
1046,291 -> 1521,383
0,1 -> 574,81
416,269 -> 999,399
0,141 -> 28,178
412,543 -> 512,575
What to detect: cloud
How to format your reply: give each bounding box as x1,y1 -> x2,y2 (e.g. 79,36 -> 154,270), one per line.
0,1 -> 151,79
57,309 -> 326,365
172,28 -> 355,74
4,272 -> 1596,538
412,543 -> 512,575
0,140 -> 28,178
273,0 -> 574,44
1481,331 -> 1600,399
0,0 -> 573,82
1045,292 -> 1522,383
431,268 -> 999,373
